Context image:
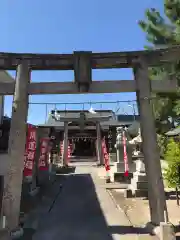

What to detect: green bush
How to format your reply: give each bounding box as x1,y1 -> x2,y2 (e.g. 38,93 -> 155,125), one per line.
157,134 -> 167,158
163,139 -> 180,188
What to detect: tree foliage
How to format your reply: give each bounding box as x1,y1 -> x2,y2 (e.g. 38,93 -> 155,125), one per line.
163,139 -> 180,188
139,2 -> 180,133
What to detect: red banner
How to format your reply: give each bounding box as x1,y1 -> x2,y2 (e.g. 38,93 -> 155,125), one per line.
123,131 -> 129,176
24,124 -> 37,177
60,141 -> 63,156
39,138 -> 50,171
102,138 -> 110,171
60,141 -> 71,165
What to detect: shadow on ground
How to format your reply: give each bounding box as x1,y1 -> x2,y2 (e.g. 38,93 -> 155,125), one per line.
56,166 -> 76,174
29,173 -> 154,240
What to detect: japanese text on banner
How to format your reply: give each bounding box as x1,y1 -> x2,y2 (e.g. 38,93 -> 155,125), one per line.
24,124 -> 37,177
39,138 -> 50,171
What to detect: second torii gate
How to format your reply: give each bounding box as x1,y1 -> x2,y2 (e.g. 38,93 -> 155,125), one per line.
0,47 -> 179,231
52,111 -> 112,165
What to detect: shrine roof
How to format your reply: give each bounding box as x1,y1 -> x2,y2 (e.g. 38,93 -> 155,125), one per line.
38,113 -> 138,128
165,126 -> 180,136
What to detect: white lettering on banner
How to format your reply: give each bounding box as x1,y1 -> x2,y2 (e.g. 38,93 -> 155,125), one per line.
42,141 -> 48,148
39,158 -> 46,166
25,160 -> 33,170
28,141 -> 36,151
27,151 -> 35,160
41,147 -> 47,154
29,130 -> 36,141
39,138 -> 50,168
24,156 -> 27,165
40,154 -> 46,161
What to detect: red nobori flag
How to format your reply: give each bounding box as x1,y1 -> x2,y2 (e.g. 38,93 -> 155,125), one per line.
102,138 -> 110,171
24,124 -> 37,177
123,131 -> 129,177
39,137 -> 50,171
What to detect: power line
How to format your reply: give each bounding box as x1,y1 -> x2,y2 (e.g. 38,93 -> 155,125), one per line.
29,100 -> 137,105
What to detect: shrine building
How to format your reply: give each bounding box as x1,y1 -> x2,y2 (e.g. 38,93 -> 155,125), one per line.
38,110 -> 139,157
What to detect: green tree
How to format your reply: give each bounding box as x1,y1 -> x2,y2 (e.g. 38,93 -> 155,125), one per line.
139,3 -> 180,133
163,138 -> 180,188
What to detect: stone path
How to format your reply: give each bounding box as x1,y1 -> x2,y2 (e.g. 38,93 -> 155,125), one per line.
32,164 -> 156,239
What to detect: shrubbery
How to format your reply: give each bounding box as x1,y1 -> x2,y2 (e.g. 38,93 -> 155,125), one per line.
157,134 -> 167,158
163,139 -> 180,188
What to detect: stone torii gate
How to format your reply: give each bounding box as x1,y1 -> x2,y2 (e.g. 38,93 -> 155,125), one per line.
0,48 -> 179,231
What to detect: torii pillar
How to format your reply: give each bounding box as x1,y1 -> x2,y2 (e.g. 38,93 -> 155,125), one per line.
134,57 -> 167,225
3,62 -> 30,231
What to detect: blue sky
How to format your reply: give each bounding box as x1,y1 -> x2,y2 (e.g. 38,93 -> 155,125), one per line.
1,0 -> 163,124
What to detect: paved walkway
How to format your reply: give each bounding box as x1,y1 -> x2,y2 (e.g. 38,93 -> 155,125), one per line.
32,164 -> 156,239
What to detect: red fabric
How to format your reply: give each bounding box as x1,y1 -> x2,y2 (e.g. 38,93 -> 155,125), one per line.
102,138 -> 110,172
123,132 -> 129,176
39,138 -> 50,171
23,124 -> 37,177
60,141 -> 71,165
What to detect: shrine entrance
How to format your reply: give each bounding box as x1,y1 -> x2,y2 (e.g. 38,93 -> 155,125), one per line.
0,47 -> 179,230
72,137 -> 96,157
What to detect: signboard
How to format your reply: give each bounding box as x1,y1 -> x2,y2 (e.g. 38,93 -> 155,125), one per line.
24,124 -> 37,177
39,138 -> 50,171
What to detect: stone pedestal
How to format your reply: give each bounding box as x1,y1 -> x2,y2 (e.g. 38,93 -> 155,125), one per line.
114,161 -> 135,183
109,152 -> 116,164
126,157 -> 148,197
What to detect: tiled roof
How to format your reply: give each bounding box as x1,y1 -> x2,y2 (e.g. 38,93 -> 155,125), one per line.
117,114 -> 140,122
39,114 -> 137,128
165,126 -> 180,136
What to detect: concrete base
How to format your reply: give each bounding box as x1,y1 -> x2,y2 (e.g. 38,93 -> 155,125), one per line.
96,163 -> 105,167
109,153 -> 116,164
10,227 -> 24,239
146,222 -> 176,239
114,172 -> 133,183
106,177 -> 111,183
114,162 -> 136,173
130,172 -> 148,190
159,222 -> 176,240
126,158 -> 148,198
124,188 -> 148,198
29,187 -> 40,197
